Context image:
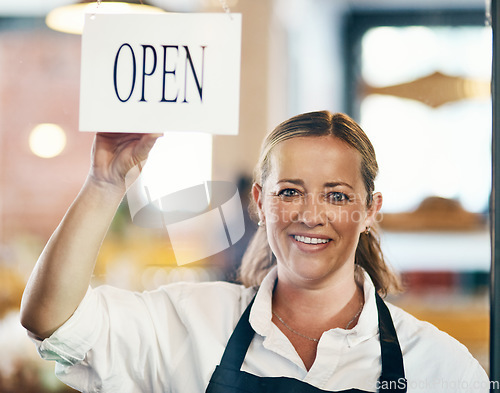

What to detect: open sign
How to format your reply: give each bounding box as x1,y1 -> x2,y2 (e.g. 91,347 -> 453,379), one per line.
80,12 -> 241,135
113,43 -> 206,103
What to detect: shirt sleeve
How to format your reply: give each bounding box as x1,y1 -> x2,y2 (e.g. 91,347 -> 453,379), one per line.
456,358 -> 490,393
30,287 -> 99,367
30,284 -> 187,393
389,304 -> 490,393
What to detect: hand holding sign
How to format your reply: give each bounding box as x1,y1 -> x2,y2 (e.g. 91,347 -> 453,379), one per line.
90,132 -> 161,193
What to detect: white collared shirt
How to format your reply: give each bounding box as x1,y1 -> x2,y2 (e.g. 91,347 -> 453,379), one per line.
31,268 -> 489,392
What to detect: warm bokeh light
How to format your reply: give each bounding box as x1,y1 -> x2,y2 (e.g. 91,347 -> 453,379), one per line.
29,123 -> 67,158
46,2 -> 164,35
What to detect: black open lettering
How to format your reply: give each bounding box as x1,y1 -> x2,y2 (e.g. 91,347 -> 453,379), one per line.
113,43 -> 136,103
113,43 -> 207,104
183,45 -> 206,103
161,45 -> 179,102
140,45 -> 157,102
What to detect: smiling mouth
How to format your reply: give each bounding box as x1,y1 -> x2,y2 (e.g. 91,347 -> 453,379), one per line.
292,235 -> 331,244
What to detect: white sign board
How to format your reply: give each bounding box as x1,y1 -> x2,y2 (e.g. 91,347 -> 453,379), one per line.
80,13 -> 241,135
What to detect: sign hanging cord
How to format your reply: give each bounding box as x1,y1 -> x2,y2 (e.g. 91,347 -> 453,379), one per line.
219,0 -> 232,19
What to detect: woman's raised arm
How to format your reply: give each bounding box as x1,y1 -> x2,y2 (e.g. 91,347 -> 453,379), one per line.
20,132 -> 161,339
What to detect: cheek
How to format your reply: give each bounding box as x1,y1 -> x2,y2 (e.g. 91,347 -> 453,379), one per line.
264,200 -> 300,225
326,205 -> 367,230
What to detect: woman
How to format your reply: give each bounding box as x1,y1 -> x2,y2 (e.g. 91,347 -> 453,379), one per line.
21,111 -> 488,392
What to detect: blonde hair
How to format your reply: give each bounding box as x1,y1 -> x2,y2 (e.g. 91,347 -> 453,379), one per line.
238,111 -> 402,295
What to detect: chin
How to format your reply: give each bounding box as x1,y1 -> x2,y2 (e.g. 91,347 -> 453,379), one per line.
289,261 -> 334,282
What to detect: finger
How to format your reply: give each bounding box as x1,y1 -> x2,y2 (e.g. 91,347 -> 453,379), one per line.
134,133 -> 163,161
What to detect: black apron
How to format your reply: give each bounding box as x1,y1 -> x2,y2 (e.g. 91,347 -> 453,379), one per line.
206,293 -> 407,393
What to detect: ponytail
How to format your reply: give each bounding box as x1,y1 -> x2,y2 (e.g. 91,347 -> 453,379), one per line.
355,226 -> 402,296
238,227 -> 275,288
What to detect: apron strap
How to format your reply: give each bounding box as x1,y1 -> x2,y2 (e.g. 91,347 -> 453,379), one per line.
375,293 -> 407,392
218,296 -> 256,370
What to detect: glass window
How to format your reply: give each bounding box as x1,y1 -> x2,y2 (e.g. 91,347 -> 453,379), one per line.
358,25 -> 491,213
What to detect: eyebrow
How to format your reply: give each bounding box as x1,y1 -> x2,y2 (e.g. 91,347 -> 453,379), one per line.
277,179 -> 354,191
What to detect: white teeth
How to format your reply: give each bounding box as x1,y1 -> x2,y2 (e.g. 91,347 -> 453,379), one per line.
293,235 -> 330,244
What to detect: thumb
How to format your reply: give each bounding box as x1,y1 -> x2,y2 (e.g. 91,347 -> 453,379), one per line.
135,133 -> 163,162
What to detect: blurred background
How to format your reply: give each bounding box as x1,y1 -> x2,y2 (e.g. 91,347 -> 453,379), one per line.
0,0 -> 492,391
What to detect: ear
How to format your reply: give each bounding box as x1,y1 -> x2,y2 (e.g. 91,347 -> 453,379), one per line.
363,192 -> 383,230
252,183 -> 265,222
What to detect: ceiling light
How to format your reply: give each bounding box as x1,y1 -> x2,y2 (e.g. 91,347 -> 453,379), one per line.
46,1 -> 164,35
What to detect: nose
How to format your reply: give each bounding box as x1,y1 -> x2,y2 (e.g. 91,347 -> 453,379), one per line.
298,193 -> 328,227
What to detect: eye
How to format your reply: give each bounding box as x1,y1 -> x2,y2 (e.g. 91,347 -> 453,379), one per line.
277,188 -> 301,199
326,191 -> 350,204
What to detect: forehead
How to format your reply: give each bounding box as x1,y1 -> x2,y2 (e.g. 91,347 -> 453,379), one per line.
267,136 -> 363,187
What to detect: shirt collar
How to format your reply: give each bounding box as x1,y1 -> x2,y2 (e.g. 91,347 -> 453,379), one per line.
249,266 -> 277,337
249,266 -> 379,346
345,270 -> 379,346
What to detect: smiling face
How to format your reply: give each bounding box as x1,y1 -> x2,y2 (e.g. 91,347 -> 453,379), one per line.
253,135 -> 382,288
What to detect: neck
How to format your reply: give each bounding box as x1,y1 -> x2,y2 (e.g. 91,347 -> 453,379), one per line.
272,267 -> 364,329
